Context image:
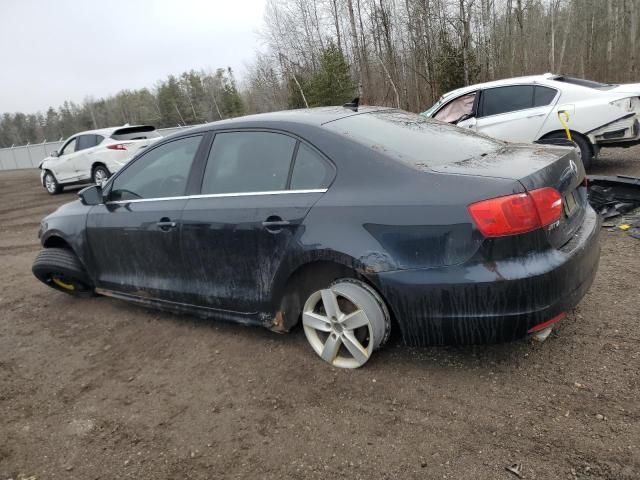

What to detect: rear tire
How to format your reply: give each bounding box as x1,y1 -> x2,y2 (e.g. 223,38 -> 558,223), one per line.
92,165 -> 111,186
301,278 -> 391,368
32,248 -> 95,297
544,132 -> 593,169
43,171 -> 62,195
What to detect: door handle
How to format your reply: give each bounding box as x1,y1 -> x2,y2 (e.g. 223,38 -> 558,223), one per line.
526,113 -> 545,118
157,218 -> 177,231
262,215 -> 291,232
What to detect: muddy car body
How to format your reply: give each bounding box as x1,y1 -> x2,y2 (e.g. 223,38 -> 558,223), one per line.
33,107 -> 601,368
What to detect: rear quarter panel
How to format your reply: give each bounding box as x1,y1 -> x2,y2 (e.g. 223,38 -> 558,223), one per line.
286,133 -> 525,275
538,88 -> 636,139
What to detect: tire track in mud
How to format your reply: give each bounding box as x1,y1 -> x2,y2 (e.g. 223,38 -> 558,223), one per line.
0,244 -> 40,256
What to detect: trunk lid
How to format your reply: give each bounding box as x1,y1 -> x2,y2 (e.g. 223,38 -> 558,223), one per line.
431,144 -> 587,248
609,83 -> 640,94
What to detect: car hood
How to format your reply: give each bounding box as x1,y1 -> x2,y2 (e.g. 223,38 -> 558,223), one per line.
39,155 -> 56,169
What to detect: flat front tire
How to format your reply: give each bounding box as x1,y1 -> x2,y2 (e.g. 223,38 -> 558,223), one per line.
32,248 -> 95,297
302,279 -> 390,368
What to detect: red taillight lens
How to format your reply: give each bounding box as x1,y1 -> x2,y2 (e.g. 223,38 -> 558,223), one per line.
529,187 -> 562,226
106,143 -> 128,151
468,187 -> 562,237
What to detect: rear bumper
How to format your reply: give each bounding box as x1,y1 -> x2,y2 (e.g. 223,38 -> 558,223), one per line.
372,207 -> 602,346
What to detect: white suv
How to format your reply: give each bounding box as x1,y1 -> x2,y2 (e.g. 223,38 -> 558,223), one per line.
39,125 -> 161,194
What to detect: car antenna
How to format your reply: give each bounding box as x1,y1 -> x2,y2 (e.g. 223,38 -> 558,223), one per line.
343,97 -> 360,112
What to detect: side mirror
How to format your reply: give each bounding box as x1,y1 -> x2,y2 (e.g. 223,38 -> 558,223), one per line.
78,185 -> 104,206
50,150 -> 59,158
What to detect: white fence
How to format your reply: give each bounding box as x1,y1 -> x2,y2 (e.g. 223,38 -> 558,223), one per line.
0,125 -> 197,171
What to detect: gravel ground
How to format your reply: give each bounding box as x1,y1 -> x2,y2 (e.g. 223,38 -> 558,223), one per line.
1,147 -> 639,480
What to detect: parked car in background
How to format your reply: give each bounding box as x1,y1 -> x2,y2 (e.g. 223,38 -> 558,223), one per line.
422,73 -> 640,168
39,125 -> 161,194
32,106 -> 600,368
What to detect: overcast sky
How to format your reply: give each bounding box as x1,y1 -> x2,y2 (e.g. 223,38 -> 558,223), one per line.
0,0 -> 266,114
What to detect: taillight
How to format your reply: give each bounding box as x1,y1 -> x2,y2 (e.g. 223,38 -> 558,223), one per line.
529,187 -> 562,226
107,143 -> 128,151
468,187 -> 562,237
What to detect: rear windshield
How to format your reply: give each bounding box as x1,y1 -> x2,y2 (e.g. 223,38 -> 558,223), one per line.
551,75 -> 617,90
111,125 -> 161,141
325,110 -> 503,167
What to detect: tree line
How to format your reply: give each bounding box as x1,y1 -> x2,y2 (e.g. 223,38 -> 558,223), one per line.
2,0 -> 638,148
0,68 -> 244,148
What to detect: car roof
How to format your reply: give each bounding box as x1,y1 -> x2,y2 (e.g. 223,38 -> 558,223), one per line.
69,125 -> 151,138
439,73 -> 558,100
184,106 -> 396,134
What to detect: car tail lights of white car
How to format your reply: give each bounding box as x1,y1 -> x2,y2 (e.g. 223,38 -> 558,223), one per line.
106,143 -> 131,151
468,187 -> 563,237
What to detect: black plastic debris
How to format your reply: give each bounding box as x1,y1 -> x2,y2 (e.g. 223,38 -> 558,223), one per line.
587,175 -> 640,218
587,175 -> 640,240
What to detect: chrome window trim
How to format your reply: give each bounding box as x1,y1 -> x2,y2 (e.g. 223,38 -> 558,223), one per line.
105,188 -> 328,205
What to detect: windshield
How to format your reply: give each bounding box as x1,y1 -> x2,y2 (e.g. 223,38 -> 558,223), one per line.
325,110 -> 504,168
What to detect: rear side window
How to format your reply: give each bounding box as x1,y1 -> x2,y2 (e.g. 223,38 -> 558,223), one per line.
202,132 -> 296,194
290,143 -> 333,190
533,86 -> 557,107
110,135 -> 202,201
325,110 -> 502,167
480,85 -> 534,116
76,134 -> 100,151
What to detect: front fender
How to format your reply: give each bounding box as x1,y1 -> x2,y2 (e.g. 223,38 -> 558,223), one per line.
38,200 -> 92,274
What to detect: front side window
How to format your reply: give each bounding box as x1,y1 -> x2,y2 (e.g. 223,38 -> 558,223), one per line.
434,92 -> 476,123
110,135 -> 202,201
59,138 -> 77,155
479,85 -> 534,117
290,143 -> 333,190
201,132 -> 296,194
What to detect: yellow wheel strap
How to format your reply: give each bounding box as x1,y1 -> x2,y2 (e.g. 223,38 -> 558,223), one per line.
557,111 -> 572,141
52,277 -> 75,291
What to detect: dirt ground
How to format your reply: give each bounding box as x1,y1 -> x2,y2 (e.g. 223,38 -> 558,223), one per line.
1,148 -> 639,480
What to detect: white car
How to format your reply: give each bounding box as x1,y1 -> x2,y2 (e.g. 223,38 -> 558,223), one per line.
422,73 -> 640,168
39,125 -> 161,194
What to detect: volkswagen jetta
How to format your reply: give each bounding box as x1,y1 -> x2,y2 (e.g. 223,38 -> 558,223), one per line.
32,106 -> 601,368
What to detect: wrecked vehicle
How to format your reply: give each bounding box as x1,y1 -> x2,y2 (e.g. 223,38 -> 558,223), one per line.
422,73 -> 640,168
39,125 -> 162,194
32,106 -> 601,368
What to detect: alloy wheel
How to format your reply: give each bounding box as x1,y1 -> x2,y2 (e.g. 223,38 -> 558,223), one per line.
302,280 -> 389,368
93,168 -> 108,186
44,174 -> 56,193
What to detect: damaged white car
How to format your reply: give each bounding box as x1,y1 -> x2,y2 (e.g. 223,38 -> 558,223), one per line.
422,73 -> 640,168
39,125 -> 161,194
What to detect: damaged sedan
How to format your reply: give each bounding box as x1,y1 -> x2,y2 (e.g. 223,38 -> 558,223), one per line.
33,106 -> 601,368
422,73 -> 640,168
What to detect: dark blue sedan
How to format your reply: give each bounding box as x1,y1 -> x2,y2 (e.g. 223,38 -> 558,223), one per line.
33,106 -> 601,368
